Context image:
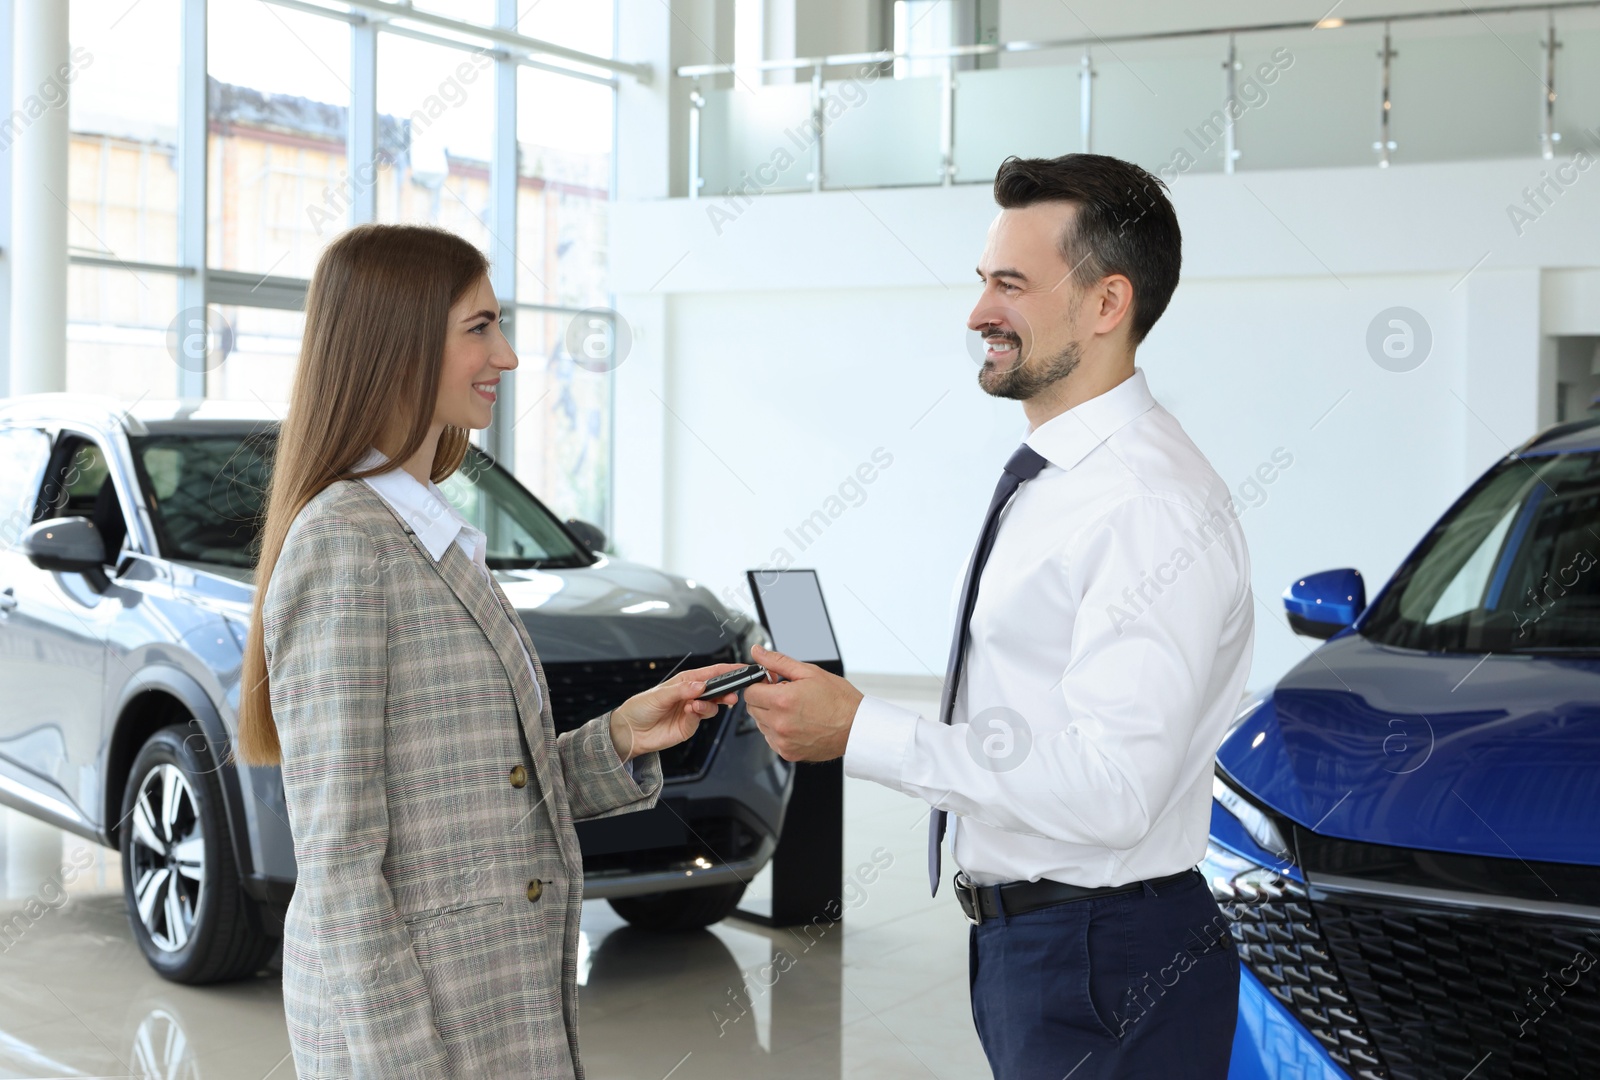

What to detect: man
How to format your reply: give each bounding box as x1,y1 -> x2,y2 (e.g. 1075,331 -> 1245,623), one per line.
743,153 -> 1253,1079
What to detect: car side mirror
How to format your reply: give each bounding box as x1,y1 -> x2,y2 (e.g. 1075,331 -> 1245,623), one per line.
21,516 -> 111,591
565,518 -> 607,554
1283,568 -> 1365,639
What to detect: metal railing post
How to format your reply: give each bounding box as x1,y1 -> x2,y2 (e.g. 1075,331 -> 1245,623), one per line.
1541,10 -> 1560,159
1079,47 -> 1094,152
811,64 -> 824,192
688,80 -> 704,199
941,55 -> 956,184
1375,21 -> 1395,167
1223,34 -> 1239,174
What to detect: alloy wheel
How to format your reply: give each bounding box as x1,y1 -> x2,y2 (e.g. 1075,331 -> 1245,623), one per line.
127,763 -> 205,952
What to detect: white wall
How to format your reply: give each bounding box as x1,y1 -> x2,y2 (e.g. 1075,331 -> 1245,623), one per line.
609,151 -> 1600,694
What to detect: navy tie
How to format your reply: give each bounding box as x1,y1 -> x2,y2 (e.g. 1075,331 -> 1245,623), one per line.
929,443 -> 1049,897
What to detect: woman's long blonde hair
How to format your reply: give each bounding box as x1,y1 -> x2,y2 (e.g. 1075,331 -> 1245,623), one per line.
234,223 -> 489,765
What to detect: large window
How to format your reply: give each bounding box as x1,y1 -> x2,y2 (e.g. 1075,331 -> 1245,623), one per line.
66,266 -> 182,402
207,0 -> 351,279
206,305 -> 304,404
69,0 -> 182,266
513,55 -> 616,532
516,69 -> 613,309
512,308 -> 612,534
67,0 -> 184,399
49,2 -> 619,528
520,1 -> 614,59
375,35 -> 495,251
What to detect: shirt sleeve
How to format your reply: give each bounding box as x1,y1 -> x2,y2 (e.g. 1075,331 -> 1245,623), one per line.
843,494 -> 1242,851
262,515 -> 450,1074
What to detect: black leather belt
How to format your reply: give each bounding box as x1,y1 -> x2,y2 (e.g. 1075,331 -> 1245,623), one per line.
954,868 -> 1199,925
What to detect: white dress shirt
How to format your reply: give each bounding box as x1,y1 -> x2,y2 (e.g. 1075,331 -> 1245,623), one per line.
843,367 -> 1254,888
354,446 -> 546,720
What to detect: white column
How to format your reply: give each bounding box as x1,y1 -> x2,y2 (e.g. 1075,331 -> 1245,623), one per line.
764,0 -> 796,85
8,0 -> 69,395
0,0 -> 14,395
613,0 -> 674,567
176,0 -> 207,398
1464,267 -> 1544,482
348,15 -> 379,226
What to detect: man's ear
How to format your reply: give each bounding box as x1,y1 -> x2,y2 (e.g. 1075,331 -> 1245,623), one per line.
1090,274 -> 1136,337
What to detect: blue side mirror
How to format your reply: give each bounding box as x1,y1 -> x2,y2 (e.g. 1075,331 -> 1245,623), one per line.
1283,568 -> 1365,639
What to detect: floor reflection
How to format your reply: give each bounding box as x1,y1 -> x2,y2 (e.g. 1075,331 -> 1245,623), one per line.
579,908 -> 845,1078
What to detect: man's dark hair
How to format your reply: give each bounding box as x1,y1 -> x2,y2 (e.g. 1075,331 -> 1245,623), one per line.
992,153 -> 1181,345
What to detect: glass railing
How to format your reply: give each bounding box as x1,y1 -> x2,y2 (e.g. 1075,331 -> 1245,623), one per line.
678,3 -> 1600,197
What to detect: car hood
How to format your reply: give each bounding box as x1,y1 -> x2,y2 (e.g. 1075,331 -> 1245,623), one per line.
1218,632 -> 1600,865
492,555 -> 737,662
178,554 -> 741,664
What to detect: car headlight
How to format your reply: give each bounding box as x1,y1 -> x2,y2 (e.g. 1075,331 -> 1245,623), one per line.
1204,775 -> 1297,908
734,614 -> 771,662
727,614 -> 771,734
1200,842 -> 1289,906
1213,774 -> 1288,857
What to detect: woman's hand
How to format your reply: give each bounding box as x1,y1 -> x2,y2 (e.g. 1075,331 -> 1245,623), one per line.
607,663 -> 747,763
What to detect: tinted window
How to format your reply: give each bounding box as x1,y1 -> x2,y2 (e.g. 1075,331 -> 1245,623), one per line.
0,427 -> 51,546
127,432 -> 586,570
130,432 -> 275,568
433,452 -> 588,569
1362,449 -> 1600,654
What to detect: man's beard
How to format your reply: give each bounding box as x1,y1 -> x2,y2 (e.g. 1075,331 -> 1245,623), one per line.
978,336 -> 1083,401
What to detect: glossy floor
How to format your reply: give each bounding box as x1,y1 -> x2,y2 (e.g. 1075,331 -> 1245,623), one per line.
0,681 -> 991,1079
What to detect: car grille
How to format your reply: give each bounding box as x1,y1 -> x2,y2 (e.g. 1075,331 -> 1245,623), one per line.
542,650 -> 736,780
1210,869 -> 1388,1079
1315,897 -> 1600,1080
1212,860 -> 1600,1080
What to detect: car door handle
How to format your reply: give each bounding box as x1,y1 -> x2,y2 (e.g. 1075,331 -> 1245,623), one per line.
0,587 -> 15,613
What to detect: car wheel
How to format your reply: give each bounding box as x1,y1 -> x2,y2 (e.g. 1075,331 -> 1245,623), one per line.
608,881 -> 749,932
119,723 -> 275,983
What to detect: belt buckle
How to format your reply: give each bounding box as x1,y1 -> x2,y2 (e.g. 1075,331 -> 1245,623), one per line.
954,873 -> 982,926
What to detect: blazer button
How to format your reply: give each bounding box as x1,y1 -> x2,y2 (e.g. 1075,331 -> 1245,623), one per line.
509,764 -> 528,789
526,879 -> 543,903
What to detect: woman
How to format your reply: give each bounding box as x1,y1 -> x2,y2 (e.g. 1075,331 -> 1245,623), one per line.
235,222 -> 741,1078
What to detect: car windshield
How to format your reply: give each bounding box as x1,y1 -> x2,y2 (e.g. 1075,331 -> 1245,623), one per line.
127,431 -> 589,573
1361,447 -> 1600,654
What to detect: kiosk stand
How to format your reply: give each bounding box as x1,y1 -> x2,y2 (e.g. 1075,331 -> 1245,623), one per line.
730,569 -> 846,929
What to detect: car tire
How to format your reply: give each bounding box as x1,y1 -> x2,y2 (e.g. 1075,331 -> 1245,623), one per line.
608,881 -> 749,932
118,722 -> 275,983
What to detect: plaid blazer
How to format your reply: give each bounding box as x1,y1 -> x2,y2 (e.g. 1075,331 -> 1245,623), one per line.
261,477 -> 663,1079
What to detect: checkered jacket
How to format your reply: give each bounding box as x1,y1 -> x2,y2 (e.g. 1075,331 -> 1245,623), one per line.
261,478 -> 662,1078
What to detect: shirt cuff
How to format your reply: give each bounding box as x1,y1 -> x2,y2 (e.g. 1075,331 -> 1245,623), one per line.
842,694 -> 921,788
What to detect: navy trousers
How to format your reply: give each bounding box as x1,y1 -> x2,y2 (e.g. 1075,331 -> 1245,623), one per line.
968,868 -> 1239,1080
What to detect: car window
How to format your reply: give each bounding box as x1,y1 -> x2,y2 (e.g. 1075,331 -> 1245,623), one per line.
0,427 -> 52,546
1364,448 -> 1600,653
434,448 -> 589,569
125,432 -> 276,569
126,432 -> 587,571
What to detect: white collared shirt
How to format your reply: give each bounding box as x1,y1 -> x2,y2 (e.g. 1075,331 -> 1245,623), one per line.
353,445 -> 544,719
843,367 -> 1254,888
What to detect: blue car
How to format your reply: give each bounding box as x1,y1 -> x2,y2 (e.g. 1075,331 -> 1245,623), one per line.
1207,417 -> 1600,1080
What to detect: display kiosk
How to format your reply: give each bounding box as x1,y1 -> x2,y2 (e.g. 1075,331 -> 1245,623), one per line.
731,568 -> 846,928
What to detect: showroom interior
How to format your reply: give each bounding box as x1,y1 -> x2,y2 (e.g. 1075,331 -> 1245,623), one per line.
1,0 -> 1599,1077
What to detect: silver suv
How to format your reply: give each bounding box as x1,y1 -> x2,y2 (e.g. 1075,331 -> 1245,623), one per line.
0,393 -> 791,983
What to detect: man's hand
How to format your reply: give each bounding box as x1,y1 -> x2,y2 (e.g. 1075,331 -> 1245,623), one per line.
608,663 -> 744,763
742,646 -> 863,762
